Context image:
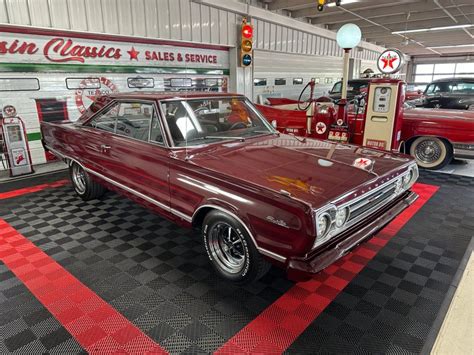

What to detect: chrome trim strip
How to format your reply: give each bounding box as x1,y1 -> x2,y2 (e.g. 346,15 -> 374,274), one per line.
44,146 -> 193,223
258,247 -> 287,263
453,147 -> 474,159
192,204 -> 287,262
46,146 -> 287,262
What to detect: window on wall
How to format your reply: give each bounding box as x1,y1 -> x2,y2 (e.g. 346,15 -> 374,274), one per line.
66,78 -> 100,90
413,62 -> 474,84
0,78 -> 40,91
293,78 -> 303,85
254,78 -> 267,86
275,78 -> 286,85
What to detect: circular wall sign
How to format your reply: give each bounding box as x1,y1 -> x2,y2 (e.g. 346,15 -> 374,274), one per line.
377,49 -> 404,74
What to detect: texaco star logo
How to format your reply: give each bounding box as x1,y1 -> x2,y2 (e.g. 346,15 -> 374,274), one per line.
316,122 -> 327,134
75,77 -> 119,114
377,49 -> 404,74
353,157 -> 373,170
3,105 -> 17,118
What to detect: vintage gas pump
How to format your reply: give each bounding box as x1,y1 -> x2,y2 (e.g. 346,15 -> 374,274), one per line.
362,49 -> 406,151
362,78 -> 406,151
0,105 -> 34,177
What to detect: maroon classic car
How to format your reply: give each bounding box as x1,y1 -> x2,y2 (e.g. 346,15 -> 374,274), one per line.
41,92 -> 419,283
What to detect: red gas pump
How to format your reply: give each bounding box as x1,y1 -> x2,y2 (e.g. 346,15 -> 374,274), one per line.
361,78 -> 406,151
0,105 -> 34,177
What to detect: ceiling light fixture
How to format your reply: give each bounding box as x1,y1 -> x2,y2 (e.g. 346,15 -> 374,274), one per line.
427,44 -> 474,49
327,0 -> 359,7
392,24 -> 473,34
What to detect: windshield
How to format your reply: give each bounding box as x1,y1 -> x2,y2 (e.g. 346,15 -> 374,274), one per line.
332,81 -> 368,94
161,97 -> 274,147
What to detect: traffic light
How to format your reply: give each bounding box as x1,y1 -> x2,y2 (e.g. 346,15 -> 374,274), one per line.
240,18 -> 253,67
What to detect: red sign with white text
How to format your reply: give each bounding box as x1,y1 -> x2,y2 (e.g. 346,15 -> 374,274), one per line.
0,31 -> 228,69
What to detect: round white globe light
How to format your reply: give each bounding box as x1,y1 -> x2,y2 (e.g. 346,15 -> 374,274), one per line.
336,23 -> 362,49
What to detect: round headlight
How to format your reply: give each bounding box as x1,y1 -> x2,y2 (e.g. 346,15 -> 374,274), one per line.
402,172 -> 412,188
395,178 -> 403,194
335,207 -> 349,228
317,214 -> 330,237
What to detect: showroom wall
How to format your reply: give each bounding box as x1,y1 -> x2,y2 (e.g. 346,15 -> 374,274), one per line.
0,0 -> 385,96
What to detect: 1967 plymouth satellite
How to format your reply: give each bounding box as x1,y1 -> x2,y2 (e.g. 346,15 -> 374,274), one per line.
41,92 -> 419,283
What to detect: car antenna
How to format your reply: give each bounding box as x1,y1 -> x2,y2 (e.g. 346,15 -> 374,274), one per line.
184,64 -> 190,161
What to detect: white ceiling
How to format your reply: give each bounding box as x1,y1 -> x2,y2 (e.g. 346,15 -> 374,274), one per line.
261,0 -> 474,57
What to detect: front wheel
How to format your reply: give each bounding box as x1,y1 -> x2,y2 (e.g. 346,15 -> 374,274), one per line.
69,162 -> 106,200
202,210 -> 271,284
409,137 -> 452,170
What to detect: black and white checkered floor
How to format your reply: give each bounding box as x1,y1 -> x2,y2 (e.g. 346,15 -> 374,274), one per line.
0,170 -> 472,354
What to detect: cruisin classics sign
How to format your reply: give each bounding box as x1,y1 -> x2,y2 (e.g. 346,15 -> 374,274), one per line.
0,30 -> 229,70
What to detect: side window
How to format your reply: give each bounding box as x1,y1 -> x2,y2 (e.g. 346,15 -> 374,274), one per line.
89,102 -> 120,133
331,82 -> 342,93
161,101 -> 199,144
150,111 -> 164,144
115,102 -> 154,142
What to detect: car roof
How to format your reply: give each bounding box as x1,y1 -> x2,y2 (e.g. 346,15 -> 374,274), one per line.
431,77 -> 474,83
107,91 -> 244,101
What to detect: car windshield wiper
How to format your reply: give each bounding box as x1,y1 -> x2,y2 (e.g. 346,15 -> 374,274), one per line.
203,136 -> 246,142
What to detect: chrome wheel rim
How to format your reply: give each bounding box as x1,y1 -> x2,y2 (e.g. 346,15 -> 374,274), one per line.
208,222 -> 245,274
415,140 -> 442,164
72,164 -> 87,194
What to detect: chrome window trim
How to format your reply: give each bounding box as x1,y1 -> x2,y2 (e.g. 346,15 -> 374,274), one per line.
82,99 -> 170,148
157,96 -> 276,148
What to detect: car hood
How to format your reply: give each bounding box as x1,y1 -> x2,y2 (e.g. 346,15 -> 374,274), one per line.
186,135 -> 413,208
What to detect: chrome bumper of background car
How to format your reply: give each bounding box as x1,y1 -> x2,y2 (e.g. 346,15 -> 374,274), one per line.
287,191 -> 418,276
453,143 -> 474,160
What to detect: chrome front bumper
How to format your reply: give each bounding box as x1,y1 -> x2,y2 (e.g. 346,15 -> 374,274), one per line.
453,143 -> 474,160
287,191 -> 418,276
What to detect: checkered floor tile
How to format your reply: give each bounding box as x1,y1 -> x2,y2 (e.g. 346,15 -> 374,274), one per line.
0,170 -> 472,354
0,262 -> 85,354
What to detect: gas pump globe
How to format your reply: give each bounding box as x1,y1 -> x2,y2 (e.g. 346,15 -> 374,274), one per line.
328,23 -> 362,143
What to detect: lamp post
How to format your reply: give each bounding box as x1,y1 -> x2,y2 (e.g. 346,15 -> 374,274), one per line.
335,23 -> 362,127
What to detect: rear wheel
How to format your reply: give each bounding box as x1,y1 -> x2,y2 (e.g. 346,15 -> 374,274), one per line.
69,162 -> 106,200
202,210 -> 271,284
409,136 -> 452,170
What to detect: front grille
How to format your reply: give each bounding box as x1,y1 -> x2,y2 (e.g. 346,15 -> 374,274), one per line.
345,178 -> 401,228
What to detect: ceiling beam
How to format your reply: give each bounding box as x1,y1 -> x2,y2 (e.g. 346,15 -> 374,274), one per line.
326,6 -> 474,29
267,0 -> 316,11
328,16 -> 470,34
295,0 -> 473,21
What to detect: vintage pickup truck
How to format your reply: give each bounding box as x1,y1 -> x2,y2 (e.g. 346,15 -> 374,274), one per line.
41,92 -> 418,283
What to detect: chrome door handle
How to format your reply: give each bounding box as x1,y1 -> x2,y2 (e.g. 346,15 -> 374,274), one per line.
100,144 -> 111,152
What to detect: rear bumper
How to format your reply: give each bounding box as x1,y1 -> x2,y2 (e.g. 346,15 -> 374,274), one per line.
453,143 -> 474,160
287,191 -> 418,277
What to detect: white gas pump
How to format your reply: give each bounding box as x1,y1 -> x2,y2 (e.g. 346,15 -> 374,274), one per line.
362,49 -> 406,151
0,105 -> 34,177
362,78 -> 406,151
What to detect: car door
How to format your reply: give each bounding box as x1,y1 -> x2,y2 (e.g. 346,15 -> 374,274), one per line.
70,100 -> 121,178
104,100 -> 171,213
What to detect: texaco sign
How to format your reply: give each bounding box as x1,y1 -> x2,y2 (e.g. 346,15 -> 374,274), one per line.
75,77 -> 118,114
377,49 -> 404,75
